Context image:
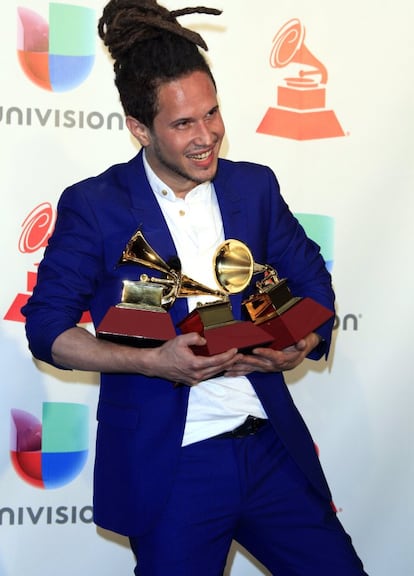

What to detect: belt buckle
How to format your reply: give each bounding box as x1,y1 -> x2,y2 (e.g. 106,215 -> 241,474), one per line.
246,416 -> 260,435
232,415 -> 260,438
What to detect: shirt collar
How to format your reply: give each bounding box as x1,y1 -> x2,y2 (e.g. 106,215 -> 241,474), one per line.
143,148 -> 212,203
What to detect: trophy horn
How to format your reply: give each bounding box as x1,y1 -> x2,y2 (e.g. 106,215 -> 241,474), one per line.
213,239 -> 269,294
119,230 -> 225,305
119,230 -> 171,275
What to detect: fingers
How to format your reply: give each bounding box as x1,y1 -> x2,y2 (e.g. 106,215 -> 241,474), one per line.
156,331 -> 317,384
226,344 -> 305,374
158,333 -> 239,386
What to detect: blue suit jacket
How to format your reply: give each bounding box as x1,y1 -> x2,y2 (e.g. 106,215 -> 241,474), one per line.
23,150 -> 335,536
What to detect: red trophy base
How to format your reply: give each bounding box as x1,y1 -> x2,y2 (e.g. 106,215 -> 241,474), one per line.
178,309 -> 274,356
257,297 -> 334,350
96,306 -> 176,347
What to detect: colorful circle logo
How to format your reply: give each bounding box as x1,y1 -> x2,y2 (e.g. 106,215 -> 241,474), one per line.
10,402 -> 89,489
295,213 -> 334,272
17,3 -> 96,92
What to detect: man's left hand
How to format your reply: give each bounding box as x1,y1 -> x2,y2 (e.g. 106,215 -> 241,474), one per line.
224,332 -> 321,376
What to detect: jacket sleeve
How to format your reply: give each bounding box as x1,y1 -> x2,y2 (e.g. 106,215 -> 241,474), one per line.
21,182 -> 105,368
240,163 -> 336,360
266,166 -> 335,359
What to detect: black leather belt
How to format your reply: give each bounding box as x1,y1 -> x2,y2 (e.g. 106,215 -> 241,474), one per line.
212,415 -> 268,440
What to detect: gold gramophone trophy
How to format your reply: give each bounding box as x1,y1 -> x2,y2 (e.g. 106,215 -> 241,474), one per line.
236,241 -> 334,349
96,230 -> 227,347
177,239 -> 274,355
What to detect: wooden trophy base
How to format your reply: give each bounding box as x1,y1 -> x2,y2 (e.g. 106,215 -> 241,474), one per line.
178,306 -> 274,356
96,306 -> 176,347
257,297 -> 334,350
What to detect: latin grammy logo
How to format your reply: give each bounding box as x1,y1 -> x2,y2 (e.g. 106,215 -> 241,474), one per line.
4,203 -> 92,324
257,18 -> 344,140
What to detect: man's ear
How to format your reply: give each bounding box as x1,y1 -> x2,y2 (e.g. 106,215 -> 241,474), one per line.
126,116 -> 151,147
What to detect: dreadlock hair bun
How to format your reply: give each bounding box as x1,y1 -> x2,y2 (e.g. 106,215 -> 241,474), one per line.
98,0 -> 222,57
98,0 -> 222,125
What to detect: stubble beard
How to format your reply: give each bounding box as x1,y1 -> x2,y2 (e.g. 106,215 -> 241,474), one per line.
152,139 -> 218,187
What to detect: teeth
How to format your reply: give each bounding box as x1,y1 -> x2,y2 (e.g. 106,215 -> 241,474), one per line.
189,151 -> 211,160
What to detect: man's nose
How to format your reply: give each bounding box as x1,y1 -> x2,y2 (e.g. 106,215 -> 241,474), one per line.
193,120 -> 214,144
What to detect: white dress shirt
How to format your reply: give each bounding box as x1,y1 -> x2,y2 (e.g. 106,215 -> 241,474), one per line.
143,152 -> 267,445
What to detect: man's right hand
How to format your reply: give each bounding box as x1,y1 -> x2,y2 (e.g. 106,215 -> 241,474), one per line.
51,326 -> 238,386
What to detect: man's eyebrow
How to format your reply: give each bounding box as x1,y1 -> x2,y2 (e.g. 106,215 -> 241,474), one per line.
170,105 -> 219,125
170,116 -> 193,126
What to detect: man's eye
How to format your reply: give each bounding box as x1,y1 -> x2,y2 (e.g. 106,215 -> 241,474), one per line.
207,107 -> 218,119
175,120 -> 190,129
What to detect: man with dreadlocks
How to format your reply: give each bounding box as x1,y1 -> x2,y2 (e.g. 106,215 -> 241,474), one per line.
22,1 -> 367,574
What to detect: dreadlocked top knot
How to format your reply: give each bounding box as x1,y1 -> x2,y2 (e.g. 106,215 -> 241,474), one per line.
98,0 -> 222,62
98,0 -> 221,126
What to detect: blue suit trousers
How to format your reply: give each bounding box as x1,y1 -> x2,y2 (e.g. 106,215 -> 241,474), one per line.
129,423 -> 368,576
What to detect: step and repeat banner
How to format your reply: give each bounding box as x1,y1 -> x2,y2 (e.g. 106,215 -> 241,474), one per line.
1,1 -> 413,574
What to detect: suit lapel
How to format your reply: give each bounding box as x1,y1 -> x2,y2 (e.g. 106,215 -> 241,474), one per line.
213,160 -> 245,319
126,151 -> 178,262
214,160 -> 244,240
125,151 -> 188,322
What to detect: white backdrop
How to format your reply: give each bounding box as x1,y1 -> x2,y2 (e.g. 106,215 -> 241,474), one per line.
1,1 -> 413,574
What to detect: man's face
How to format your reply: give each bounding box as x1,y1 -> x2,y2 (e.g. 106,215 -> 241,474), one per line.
133,71 -> 225,197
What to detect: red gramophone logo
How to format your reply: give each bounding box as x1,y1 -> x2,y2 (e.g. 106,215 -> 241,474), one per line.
257,18 -> 344,140
4,202 -> 90,323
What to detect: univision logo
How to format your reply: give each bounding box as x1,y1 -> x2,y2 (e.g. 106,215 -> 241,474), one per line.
17,3 -> 96,92
294,213 -> 333,272
296,213 -> 361,332
10,402 -> 89,489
